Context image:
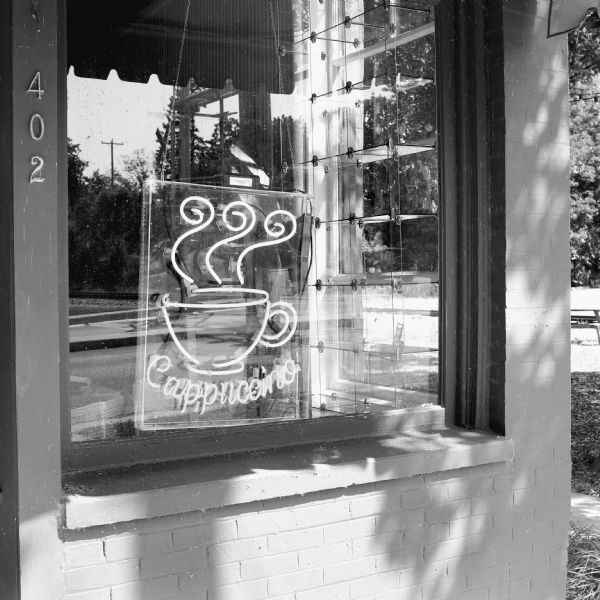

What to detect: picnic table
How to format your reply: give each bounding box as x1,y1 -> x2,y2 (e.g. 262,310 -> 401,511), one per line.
571,288 -> 600,344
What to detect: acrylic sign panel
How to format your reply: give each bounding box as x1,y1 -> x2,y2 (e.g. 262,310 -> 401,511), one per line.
135,181 -> 312,430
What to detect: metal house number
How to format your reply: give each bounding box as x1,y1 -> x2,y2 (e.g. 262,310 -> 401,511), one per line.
27,71 -> 45,183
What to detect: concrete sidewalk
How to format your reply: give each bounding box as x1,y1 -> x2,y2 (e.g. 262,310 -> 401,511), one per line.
572,492 -> 600,528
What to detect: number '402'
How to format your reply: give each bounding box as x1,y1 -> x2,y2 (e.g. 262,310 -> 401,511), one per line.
27,72 -> 45,184
30,156 -> 45,183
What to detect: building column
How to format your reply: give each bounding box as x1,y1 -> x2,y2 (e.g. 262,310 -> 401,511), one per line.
0,1 -> 63,598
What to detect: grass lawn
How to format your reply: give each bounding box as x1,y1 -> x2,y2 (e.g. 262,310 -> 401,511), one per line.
572,372 -> 600,497
570,370 -> 600,599
568,521 -> 600,600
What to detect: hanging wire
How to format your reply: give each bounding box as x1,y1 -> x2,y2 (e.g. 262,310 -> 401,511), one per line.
267,0 -> 298,191
308,1 -> 316,193
352,284 -> 359,413
160,0 -> 192,181
295,4 -> 386,44
312,214 -> 323,412
342,0 -> 350,155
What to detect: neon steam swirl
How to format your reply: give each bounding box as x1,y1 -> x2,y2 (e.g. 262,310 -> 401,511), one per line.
170,196 -> 215,284
236,210 -> 297,285
171,197 -> 297,288
204,201 -> 256,285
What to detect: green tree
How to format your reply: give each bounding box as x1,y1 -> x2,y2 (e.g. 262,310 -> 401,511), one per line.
570,14 -> 600,285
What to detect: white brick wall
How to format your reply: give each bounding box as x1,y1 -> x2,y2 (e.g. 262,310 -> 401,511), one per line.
61,1 -> 571,598
503,0 -> 571,595
61,461 -> 567,599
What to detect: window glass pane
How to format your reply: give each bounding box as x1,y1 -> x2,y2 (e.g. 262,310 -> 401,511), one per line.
67,0 -> 439,441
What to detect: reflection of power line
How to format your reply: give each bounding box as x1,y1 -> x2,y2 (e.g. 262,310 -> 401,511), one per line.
101,139 -> 124,185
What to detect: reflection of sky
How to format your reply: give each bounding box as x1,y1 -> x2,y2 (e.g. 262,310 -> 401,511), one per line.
68,68 -> 172,176
67,66 -> 298,177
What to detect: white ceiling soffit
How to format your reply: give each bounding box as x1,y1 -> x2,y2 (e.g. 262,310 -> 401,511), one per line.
548,0 -> 600,37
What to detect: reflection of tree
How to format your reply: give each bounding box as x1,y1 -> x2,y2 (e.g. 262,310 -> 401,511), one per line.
362,216 -> 437,273
68,139 -> 87,210
120,149 -> 153,190
68,142 -> 142,293
360,27 -> 438,271
153,92 -> 241,185
194,117 -> 240,185
154,91 -> 299,192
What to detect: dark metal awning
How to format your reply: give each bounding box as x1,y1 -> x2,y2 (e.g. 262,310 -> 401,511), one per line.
67,0 -> 294,92
548,0 -> 600,36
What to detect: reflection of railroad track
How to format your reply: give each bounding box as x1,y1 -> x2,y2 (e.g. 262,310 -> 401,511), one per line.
69,308 -> 152,325
69,292 -> 153,327
70,291 -> 141,301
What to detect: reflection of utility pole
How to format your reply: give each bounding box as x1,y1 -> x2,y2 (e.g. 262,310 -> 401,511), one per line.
101,139 -> 124,185
178,81 -> 192,182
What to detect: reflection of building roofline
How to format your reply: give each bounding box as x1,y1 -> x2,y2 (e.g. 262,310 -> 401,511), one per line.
332,21 -> 435,67
174,80 -> 237,110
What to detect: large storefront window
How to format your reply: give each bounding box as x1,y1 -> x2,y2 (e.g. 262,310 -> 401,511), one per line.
67,0 -> 439,443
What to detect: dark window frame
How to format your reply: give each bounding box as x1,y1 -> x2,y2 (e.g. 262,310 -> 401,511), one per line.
59,0 -> 505,473
439,0 -> 506,434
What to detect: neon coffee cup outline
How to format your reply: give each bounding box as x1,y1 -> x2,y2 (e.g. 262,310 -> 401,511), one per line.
160,290 -> 298,376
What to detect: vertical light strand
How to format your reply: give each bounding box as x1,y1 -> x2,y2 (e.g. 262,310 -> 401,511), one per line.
313,233 -> 323,410
391,12 -> 402,408
342,0 -> 350,157
267,0 -> 298,191
160,0 -> 191,181
308,1 -> 322,412
351,283 -> 358,413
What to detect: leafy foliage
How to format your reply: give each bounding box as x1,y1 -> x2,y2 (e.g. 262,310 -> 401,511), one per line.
570,12 -> 600,86
67,139 -> 87,208
68,141 -> 143,292
571,192 -> 600,286
570,16 -> 600,285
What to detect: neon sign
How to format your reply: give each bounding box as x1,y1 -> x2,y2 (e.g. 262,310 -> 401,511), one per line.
170,196 -> 298,288
136,182 -> 309,430
162,195 -> 298,376
160,289 -> 298,376
146,355 -> 300,415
